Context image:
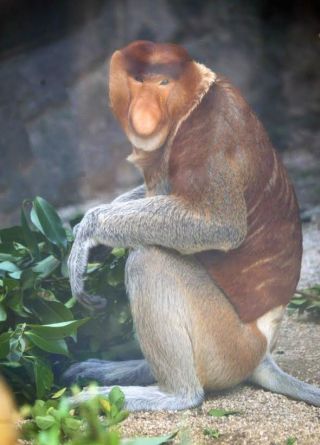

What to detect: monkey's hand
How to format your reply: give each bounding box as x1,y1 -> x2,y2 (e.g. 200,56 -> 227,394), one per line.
68,210 -> 108,309
68,186 -> 145,309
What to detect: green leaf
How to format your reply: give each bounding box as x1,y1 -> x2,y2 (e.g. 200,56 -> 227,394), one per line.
35,415 -> 56,430
31,197 -> 67,251
112,247 -> 126,258
32,357 -> 54,398
108,386 -> 125,410
32,255 -> 60,279
203,428 -> 221,439
0,261 -> 20,273
0,302 -> 7,321
61,417 -> 82,435
27,319 -> 89,339
25,331 -> 69,356
0,226 -> 26,244
0,249 -> 20,262
0,332 -> 11,358
20,269 -> 38,291
208,408 -> 241,417
286,438 -> 297,445
21,202 -> 40,258
290,298 -> 307,306
8,270 -> 22,279
31,300 -> 74,324
124,432 -> 178,445
112,410 -> 129,424
51,387 -> 67,399
31,400 -> 47,418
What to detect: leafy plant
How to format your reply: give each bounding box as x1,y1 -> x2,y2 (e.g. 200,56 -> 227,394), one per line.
21,385 -> 177,445
208,408 -> 241,417
21,385 -> 128,444
0,197 -> 138,402
203,428 -> 220,439
289,286 -> 320,318
286,438 -> 297,445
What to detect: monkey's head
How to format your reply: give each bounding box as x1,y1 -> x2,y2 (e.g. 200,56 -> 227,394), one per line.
109,41 -> 203,152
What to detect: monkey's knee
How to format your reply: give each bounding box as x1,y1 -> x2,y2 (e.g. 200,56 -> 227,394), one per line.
126,246 -> 163,273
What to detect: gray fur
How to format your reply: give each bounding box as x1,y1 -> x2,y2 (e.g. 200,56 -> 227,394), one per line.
69,385 -> 204,411
249,355 -> 320,406
68,245 -> 208,410
68,161 -> 247,307
63,359 -> 155,386
111,185 -> 146,203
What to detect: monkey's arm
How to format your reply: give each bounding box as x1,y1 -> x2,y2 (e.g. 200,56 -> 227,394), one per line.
72,185 -> 146,238
68,169 -> 247,307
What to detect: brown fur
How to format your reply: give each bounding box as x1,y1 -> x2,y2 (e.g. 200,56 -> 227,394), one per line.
109,41 -> 302,324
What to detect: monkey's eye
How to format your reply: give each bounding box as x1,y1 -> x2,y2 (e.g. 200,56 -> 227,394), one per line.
160,79 -> 170,86
134,75 -> 143,83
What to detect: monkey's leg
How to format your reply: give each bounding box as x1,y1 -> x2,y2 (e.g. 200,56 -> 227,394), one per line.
70,247 -> 206,410
71,247 -> 266,411
63,359 -> 155,386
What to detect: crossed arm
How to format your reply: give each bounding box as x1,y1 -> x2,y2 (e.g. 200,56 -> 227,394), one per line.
68,175 -> 247,308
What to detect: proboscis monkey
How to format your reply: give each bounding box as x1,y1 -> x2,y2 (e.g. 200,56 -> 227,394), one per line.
65,41 -> 320,410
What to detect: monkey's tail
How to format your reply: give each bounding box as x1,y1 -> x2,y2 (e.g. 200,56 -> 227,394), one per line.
249,354 -> 320,406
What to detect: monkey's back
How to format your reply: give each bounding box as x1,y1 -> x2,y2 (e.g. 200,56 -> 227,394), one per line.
195,80 -> 302,323
168,76 -> 302,323
198,149 -> 302,323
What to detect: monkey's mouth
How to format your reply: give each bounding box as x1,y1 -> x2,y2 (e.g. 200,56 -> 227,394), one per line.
126,124 -> 169,152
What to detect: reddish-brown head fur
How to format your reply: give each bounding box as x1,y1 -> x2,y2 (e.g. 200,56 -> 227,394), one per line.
109,41 -> 201,152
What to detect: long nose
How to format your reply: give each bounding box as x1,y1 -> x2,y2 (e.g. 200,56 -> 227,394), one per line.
130,94 -> 162,137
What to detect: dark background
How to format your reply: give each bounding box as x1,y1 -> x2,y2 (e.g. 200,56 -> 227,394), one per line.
0,0 -> 319,225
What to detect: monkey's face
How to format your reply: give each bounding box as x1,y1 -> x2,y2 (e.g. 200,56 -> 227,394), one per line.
109,41 -> 200,153
125,73 -> 175,151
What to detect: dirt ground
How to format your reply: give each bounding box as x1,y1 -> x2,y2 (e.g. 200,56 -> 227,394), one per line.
119,223 -> 320,445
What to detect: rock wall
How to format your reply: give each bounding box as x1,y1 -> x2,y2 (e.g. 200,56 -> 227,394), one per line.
0,0 -> 319,225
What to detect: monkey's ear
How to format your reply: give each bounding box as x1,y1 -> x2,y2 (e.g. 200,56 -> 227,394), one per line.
108,50 -> 130,130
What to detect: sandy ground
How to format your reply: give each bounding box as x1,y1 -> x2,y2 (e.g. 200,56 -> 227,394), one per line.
119,223 -> 320,445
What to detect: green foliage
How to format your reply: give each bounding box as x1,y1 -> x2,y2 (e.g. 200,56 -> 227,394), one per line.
21,386 -> 128,444
208,408 -> 241,417
286,438 -> 297,445
21,385 -> 177,445
203,428 -> 220,439
289,285 -> 320,318
0,197 -> 138,402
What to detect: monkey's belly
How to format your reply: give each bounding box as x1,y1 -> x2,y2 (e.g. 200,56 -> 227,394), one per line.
197,231 -> 301,324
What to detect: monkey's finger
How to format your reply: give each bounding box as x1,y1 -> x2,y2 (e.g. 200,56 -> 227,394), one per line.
77,292 -> 107,310
72,223 -> 80,237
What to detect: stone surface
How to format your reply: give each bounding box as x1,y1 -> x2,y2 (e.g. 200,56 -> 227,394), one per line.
0,1 -> 319,225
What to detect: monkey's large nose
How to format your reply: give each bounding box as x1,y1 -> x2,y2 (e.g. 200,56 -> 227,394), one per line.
130,100 -> 161,136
